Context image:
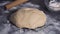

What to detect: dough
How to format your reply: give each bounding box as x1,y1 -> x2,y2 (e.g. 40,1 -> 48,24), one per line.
10,8 -> 46,29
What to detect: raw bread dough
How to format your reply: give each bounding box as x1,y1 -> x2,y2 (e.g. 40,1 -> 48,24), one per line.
10,8 -> 46,29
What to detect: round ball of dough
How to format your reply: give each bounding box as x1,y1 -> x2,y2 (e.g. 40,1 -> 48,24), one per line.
10,8 -> 46,29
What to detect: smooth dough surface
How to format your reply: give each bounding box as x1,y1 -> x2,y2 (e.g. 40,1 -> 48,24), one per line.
10,8 -> 46,29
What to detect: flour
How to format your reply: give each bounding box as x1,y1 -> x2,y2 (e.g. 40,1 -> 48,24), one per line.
49,0 -> 60,11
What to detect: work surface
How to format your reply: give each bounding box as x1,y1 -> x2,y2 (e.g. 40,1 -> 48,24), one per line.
0,1 -> 60,34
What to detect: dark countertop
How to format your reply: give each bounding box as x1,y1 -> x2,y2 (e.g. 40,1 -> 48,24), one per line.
0,0 -> 60,34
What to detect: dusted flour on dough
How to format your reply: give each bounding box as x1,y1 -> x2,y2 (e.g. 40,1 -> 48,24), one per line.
10,8 -> 46,29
